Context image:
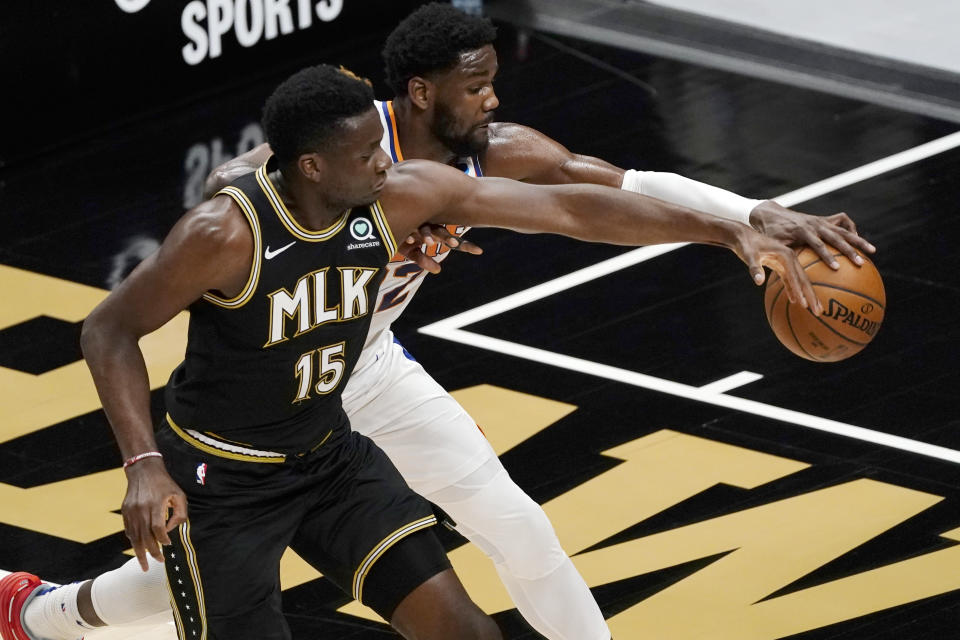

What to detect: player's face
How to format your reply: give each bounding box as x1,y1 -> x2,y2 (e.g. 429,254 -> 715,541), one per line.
431,44 -> 499,156
320,108 -> 392,209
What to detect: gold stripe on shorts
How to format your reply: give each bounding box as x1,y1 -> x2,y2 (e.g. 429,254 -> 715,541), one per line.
169,520 -> 208,640
352,515 -> 438,602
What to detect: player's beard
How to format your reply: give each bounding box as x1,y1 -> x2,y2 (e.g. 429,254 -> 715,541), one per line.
432,100 -> 492,157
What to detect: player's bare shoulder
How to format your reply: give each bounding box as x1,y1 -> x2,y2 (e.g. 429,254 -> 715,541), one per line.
485,122 -> 539,156
179,194 -> 253,253
164,194 -> 256,297
482,122 -> 563,180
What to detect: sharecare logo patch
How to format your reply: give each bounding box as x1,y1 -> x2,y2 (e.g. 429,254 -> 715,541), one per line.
349,217 -> 375,241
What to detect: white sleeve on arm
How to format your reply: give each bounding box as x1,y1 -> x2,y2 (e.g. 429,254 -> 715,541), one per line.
621,169 -> 764,226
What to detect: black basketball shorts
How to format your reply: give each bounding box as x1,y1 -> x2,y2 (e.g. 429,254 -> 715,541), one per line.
157,420 -> 451,640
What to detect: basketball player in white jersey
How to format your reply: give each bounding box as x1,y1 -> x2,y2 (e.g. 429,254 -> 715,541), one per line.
2,5 -> 873,640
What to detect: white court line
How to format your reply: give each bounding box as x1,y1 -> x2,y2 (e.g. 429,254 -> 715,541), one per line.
420,131 -> 960,464
774,130 -> 960,207
698,371 -> 764,394
429,330 -> 960,464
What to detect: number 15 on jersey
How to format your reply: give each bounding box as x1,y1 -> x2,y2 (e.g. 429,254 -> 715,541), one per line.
293,342 -> 346,402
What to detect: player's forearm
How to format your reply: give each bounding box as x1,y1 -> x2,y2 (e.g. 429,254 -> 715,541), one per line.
621,170 -> 763,227
80,316 -> 160,461
548,185 -> 749,249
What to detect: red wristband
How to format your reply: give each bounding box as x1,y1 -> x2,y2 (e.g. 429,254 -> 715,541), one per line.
123,451 -> 163,468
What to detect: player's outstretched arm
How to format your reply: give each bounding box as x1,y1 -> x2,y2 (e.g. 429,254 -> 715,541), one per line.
80,196 -> 251,571
381,160 -> 822,314
483,122 -> 875,268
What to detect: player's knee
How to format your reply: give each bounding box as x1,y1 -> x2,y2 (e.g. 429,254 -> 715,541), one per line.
492,493 -> 566,579
448,473 -> 567,580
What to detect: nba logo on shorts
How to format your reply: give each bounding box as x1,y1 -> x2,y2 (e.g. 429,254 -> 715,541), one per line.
196,462 -> 207,485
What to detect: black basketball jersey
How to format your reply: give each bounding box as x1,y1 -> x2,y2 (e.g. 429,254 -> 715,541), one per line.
164,159 -> 397,454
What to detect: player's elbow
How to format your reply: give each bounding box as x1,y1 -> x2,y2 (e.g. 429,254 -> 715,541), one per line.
80,307 -> 108,363
80,303 -> 129,365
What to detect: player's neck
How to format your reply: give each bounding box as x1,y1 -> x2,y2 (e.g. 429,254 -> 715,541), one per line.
392,99 -> 458,167
270,169 -> 346,230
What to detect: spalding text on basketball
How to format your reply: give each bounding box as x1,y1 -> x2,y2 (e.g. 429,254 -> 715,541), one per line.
826,299 -> 881,337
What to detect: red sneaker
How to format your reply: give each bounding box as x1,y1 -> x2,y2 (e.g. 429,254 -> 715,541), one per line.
0,572 -> 43,640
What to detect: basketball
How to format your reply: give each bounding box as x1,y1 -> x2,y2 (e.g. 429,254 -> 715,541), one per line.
764,246 -> 885,362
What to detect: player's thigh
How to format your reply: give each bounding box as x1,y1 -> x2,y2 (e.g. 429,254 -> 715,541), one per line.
289,431 -> 446,620
345,341 -> 496,496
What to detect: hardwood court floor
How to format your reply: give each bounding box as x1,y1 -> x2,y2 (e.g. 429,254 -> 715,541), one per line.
2,22 -> 959,640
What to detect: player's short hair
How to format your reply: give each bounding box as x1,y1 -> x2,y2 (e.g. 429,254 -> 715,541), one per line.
382,3 -> 497,96
262,64 -> 375,165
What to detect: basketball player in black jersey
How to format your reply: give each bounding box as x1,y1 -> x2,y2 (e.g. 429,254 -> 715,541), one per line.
0,8 -> 876,640
66,63 -> 820,640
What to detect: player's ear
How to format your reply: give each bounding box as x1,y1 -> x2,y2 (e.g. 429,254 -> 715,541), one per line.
297,152 -> 325,183
407,75 -> 432,111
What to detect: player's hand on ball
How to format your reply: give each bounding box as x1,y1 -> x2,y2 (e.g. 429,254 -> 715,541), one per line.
122,458 -> 188,571
749,201 -> 876,269
736,229 -> 823,315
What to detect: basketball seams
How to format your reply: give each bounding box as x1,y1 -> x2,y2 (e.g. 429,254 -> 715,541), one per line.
784,300 -> 821,360
765,280 -> 786,321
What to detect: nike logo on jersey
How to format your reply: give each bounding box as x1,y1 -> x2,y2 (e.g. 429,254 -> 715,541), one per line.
264,241 -> 296,260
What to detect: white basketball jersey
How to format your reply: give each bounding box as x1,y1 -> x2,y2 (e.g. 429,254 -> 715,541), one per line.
356,100 -> 482,369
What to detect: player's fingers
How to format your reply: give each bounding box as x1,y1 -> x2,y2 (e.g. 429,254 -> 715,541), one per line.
448,236 -> 483,255
818,228 -> 866,267
428,224 -> 456,243
747,260 -> 765,286
166,495 -> 189,533
835,226 -> 876,255
124,514 -> 151,572
825,211 -> 857,234
411,250 -> 442,274
133,544 -> 151,572
152,499 -> 174,547
763,255 -> 799,305
417,224 -> 436,245
785,254 -> 822,315
143,531 -> 164,565
801,233 -> 838,269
